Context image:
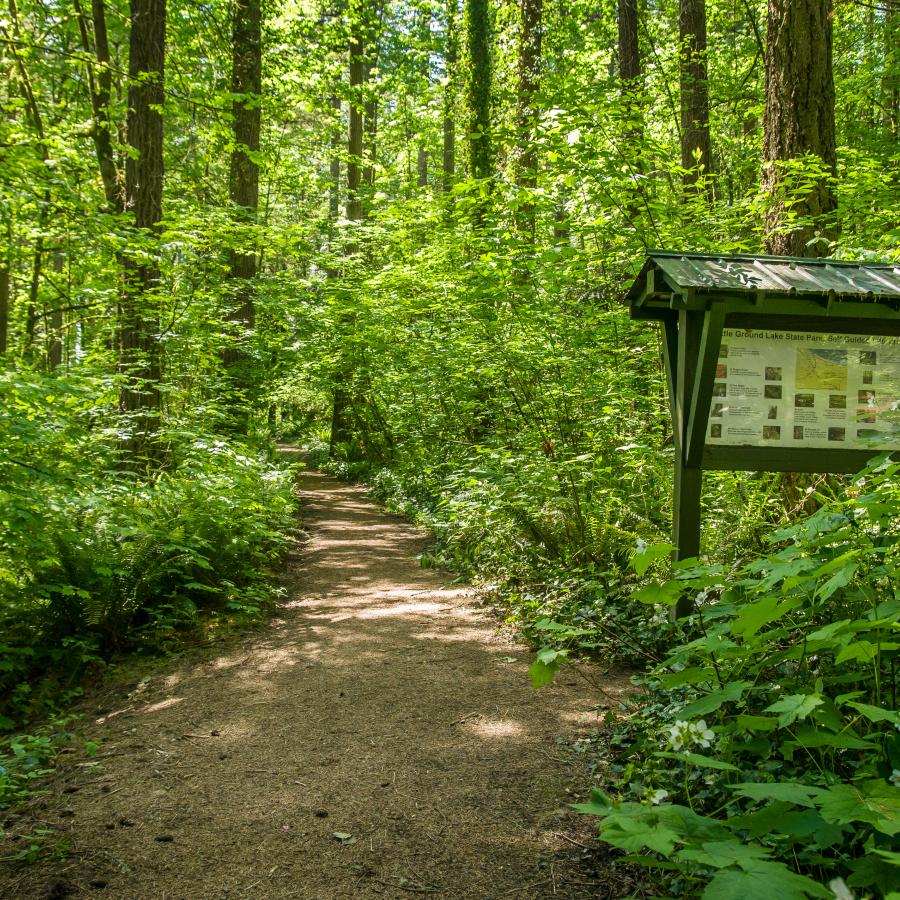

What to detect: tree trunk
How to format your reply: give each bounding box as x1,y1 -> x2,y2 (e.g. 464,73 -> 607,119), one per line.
329,95 -> 342,219
347,33 -> 365,221
0,223 -> 9,356
465,0 -> 492,184
762,0 -> 836,256
47,252 -> 64,370
679,0 -> 713,194
119,0 -> 166,465
442,0 -> 458,194
618,0 -> 642,219
364,86 -> 377,187
515,0 -> 542,237
618,0 -> 640,87
74,0 -> 124,212
885,0 -> 899,138
223,0 -> 262,418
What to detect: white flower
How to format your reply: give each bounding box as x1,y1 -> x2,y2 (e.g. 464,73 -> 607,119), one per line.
689,719 -> 716,749
648,789 -> 669,805
635,538 -> 648,555
890,769 -> 900,787
666,720 -> 690,751
829,877 -> 855,900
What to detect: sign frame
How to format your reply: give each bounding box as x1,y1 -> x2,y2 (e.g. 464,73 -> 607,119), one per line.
626,252 -> 900,617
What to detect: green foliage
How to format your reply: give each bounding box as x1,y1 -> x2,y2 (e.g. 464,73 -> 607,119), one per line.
0,725 -> 72,811
0,371 -> 297,729
572,458 -> 900,896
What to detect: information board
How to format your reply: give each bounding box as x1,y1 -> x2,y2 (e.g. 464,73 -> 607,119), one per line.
706,329 -> 900,451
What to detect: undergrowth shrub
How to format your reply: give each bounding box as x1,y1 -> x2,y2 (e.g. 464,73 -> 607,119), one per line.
558,456 -> 900,898
0,373 -> 298,729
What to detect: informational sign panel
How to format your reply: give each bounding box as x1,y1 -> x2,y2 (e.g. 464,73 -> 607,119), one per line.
706,329 -> 900,451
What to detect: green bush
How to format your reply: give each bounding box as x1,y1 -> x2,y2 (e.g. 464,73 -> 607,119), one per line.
0,373 -> 298,729
573,456 -> 900,898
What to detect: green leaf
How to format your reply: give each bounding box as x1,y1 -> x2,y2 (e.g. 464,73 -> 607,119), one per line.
528,657 -> 557,689
632,579 -> 682,606
735,715 -> 779,732
731,595 -> 800,641
598,805 -> 681,856
657,666 -> 716,688
679,681 -> 751,719
844,701 -> 900,725
764,694 -> 824,727
702,861 -> 831,899
571,788 -> 612,817
816,781 -> 900,835
631,542 -> 675,576
678,839 -> 770,869
835,640 -> 879,665
728,782 -> 826,808
654,751 -> 739,771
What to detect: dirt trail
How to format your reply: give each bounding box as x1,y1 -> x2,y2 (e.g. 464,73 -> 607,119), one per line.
1,470 -> 634,899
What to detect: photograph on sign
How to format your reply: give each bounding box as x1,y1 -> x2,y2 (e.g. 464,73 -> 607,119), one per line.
706,329 -> 900,451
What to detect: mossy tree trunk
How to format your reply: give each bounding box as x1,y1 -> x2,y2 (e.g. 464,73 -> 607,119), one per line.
762,0 -> 836,256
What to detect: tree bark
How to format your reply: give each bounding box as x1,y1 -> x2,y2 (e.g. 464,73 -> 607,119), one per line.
119,0 -> 166,465
364,80 -> 377,187
74,0 -> 124,212
347,32 -> 365,221
442,0 -> 458,194
47,252 -> 64,370
885,0 -> 899,137
762,0 -> 836,256
679,0 -> 713,194
223,0 -> 262,408
465,0 -> 492,183
618,0 -> 642,219
618,0 -> 640,84
515,0 -> 542,237
330,95 -> 342,219
0,220 -> 10,356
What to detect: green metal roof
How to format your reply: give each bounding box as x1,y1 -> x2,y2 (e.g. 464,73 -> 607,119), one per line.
626,251 -> 900,303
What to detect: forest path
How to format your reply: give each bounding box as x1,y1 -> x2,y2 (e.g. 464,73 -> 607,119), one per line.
2,468 -> 634,899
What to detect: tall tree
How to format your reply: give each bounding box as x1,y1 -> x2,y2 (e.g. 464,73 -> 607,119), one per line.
679,0 -> 712,194
617,0 -> 642,219
347,10 -> 365,221
119,0 -> 166,463
762,0 -> 836,256
329,95 -> 342,219
465,0 -> 492,184
364,69 -> 377,187
74,0 -> 123,213
514,0 -> 542,236
442,0 -> 459,194
0,222 -> 9,356
223,0 -> 263,408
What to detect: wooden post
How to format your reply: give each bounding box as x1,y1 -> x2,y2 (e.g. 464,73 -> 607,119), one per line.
671,308 -> 705,619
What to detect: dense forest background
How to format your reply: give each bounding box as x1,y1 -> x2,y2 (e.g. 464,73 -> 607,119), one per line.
1,0 -> 899,894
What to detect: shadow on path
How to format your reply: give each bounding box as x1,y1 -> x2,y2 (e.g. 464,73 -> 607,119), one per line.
1,471 -> 635,899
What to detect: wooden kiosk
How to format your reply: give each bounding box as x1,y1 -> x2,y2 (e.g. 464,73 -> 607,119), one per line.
625,252 -> 900,617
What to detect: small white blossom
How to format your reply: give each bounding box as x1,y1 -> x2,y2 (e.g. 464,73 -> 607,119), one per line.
648,789 -> 669,805
666,718 -> 716,752
635,538 -> 648,555
890,769 -> 900,787
666,720 -> 690,751
829,877 -> 855,900
690,719 -> 716,749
